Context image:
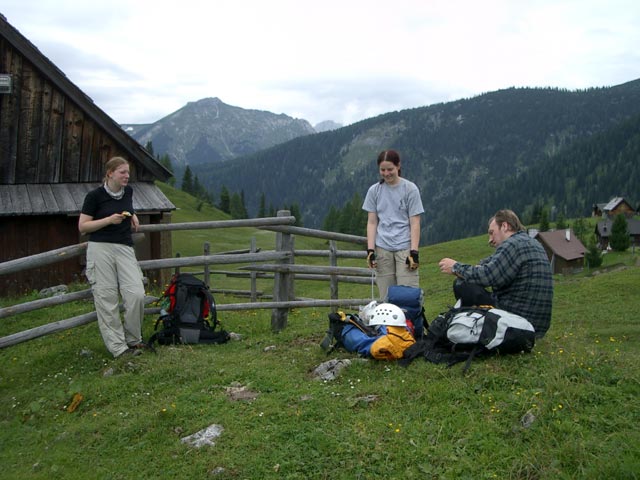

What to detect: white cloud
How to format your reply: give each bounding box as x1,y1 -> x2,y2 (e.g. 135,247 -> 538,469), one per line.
2,0 -> 639,125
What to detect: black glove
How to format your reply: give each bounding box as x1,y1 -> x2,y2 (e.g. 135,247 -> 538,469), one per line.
406,250 -> 419,270
366,249 -> 377,268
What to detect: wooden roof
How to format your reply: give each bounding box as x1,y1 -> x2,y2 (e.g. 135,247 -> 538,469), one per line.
535,229 -> 586,261
596,218 -> 640,238
0,182 -> 174,216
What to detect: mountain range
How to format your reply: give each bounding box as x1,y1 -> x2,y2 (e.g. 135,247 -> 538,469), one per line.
122,97 -> 315,170
125,80 -> 640,244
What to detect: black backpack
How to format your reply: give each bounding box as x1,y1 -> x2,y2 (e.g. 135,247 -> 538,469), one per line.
148,273 -> 230,347
400,306 -> 535,373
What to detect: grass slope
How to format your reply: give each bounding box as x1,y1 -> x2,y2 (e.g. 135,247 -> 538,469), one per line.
0,188 -> 638,479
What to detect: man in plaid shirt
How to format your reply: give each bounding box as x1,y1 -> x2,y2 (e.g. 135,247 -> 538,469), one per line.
438,209 -> 553,338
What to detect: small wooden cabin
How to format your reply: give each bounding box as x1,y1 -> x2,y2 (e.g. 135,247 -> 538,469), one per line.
0,15 -> 175,295
595,218 -> 640,250
592,197 -> 636,219
535,229 -> 586,274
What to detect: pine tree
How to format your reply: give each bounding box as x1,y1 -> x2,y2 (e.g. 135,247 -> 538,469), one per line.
323,206 -> 339,232
584,235 -> 603,269
229,192 -> 247,219
539,208 -> 550,232
289,203 -> 303,226
258,193 -> 266,218
219,186 -> 230,214
240,191 -> 248,218
157,153 -> 175,186
555,211 -> 567,230
182,166 -> 194,194
572,217 -> 589,244
610,214 -> 631,252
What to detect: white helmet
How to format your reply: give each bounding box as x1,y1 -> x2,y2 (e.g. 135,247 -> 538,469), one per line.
368,303 -> 406,327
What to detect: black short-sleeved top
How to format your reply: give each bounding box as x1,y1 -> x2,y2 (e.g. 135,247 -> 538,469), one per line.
81,185 -> 135,246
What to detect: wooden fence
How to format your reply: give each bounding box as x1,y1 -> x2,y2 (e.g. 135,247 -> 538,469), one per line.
0,212 -> 375,349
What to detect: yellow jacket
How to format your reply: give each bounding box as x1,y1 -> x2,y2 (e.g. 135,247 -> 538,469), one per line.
370,326 -> 416,360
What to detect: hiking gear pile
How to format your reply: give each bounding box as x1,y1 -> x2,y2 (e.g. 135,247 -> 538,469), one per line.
320,284 -> 535,371
321,310 -> 415,360
148,273 -> 230,347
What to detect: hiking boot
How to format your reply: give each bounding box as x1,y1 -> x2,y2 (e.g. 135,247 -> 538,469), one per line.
320,313 -> 346,352
117,348 -> 143,358
128,341 -> 155,353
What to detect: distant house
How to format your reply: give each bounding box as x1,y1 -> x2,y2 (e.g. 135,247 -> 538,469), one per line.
592,197 -> 636,218
595,218 -> 640,250
0,15 -> 176,295
535,229 -> 586,274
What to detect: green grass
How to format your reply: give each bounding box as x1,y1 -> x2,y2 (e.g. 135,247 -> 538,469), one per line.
1,190 -> 639,479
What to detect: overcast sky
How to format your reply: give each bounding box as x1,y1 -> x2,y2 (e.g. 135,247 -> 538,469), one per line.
2,0 -> 639,127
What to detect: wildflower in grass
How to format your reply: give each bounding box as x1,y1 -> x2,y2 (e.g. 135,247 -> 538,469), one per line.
609,337 -> 616,342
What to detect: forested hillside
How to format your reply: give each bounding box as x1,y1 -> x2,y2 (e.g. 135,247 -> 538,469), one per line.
194,80 -> 640,244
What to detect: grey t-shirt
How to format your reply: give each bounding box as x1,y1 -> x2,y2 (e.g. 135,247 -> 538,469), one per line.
362,178 -> 424,251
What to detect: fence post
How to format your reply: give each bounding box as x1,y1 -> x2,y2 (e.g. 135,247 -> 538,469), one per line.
174,252 -> 181,275
203,242 -> 211,286
271,210 -> 294,331
250,237 -> 258,302
329,240 -> 338,313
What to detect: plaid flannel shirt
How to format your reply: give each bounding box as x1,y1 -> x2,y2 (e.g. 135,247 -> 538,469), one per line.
452,231 -> 554,337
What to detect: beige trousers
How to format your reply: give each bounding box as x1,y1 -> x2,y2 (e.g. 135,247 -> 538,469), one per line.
375,247 -> 420,301
86,242 -> 145,357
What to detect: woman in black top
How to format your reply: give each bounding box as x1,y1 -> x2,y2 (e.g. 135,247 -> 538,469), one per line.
78,156 -> 146,358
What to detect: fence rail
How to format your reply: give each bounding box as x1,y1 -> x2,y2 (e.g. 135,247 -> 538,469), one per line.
0,212 -> 373,349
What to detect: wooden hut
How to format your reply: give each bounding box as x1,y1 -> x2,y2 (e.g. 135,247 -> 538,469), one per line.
535,229 -> 586,274
592,197 -> 636,219
595,218 -> 640,250
0,15 -> 175,295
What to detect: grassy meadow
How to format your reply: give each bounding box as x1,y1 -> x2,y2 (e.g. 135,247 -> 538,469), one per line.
0,185 -> 638,479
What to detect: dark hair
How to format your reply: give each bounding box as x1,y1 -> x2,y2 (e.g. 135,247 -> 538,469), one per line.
377,150 -> 402,183
490,209 -> 525,232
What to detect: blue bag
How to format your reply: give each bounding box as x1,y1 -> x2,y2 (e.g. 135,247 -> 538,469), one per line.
386,285 -> 427,339
341,324 -> 384,357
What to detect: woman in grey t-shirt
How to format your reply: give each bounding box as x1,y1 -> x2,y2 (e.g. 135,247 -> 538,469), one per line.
362,150 -> 424,300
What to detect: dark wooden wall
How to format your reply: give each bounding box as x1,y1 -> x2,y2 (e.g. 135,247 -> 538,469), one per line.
0,36 -> 152,184
0,212 -> 173,296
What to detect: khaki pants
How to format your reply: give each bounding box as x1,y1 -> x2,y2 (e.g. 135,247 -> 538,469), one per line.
86,242 -> 145,357
375,247 -> 420,300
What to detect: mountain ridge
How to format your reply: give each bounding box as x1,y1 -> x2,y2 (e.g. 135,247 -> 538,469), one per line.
191,79 -> 640,244
123,97 -> 316,171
